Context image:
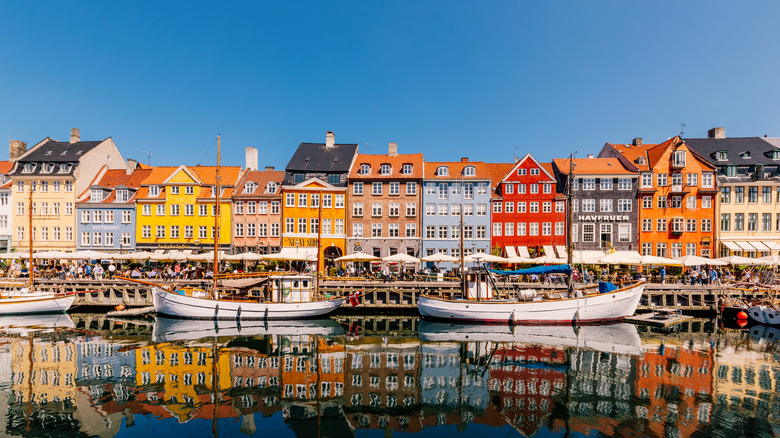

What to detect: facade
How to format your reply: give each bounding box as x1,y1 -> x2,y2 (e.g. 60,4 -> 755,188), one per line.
684,128 -> 780,257
282,131 -> 358,273
491,154 -> 563,258
0,160 -> 13,251
232,168 -> 284,254
552,157 -> 638,252
600,136 -> 718,258
421,159 -> 492,269
9,129 -> 126,252
75,160 -> 152,252
135,165 -> 242,252
346,143 -> 423,259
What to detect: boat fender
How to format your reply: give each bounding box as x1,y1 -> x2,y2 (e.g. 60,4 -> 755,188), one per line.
737,311 -> 748,320
214,304 -> 219,318
236,306 -> 242,320
572,309 -> 580,325
510,309 -> 516,326
264,306 -> 269,320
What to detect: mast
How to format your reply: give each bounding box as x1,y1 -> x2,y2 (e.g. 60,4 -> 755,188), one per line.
316,195 -> 322,297
213,134 -> 221,297
566,153 -> 574,293
28,182 -> 33,290
459,171 -> 465,297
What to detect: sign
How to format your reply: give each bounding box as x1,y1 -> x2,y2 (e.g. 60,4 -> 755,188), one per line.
577,215 -> 630,222
92,225 -> 121,231
283,237 -> 317,247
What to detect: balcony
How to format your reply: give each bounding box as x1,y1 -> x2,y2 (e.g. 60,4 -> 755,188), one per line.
669,184 -> 690,194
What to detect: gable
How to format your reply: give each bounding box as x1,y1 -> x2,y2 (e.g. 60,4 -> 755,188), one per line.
164,166 -> 202,185
504,154 -> 555,182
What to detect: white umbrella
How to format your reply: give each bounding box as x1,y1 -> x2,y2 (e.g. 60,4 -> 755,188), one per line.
463,252 -> 507,263
63,250 -> 111,260
115,251 -> 154,261
421,253 -> 459,263
0,251 -> 23,259
716,255 -> 771,266
674,255 -> 727,266
33,250 -> 69,259
571,250 -> 607,264
759,254 -> 780,265
260,247 -> 318,261
382,253 -> 420,263
335,252 -> 380,262
598,251 -> 643,265
640,255 -> 683,266
189,251 -> 228,262
224,252 -> 264,261
505,256 -> 534,263
530,254 -> 566,264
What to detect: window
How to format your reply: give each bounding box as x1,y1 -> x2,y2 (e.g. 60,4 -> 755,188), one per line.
672,150 -> 686,167
702,173 -> 714,187
352,203 -> 363,217
762,213 -> 771,232
199,226 -> 207,239
406,223 -> 416,237
642,196 -> 652,209
600,178 -> 613,190
735,186 -> 744,203
555,201 -> 564,213
286,193 -> 295,207
530,202 -> 539,213
504,222 -> 514,236
370,182 -> 383,196
170,186 -> 180,195
402,164 -> 412,175
492,223 -> 502,236
235,223 -> 244,237
352,223 -> 363,237
389,224 -> 399,237
642,219 -> 652,232
530,168 -> 539,175
702,219 -> 712,232
542,222 -> 552,236
327,174 -> 340,185
90,189 -> 103,202
618,199 -> 632,212
323,194 -> 332,208
492,202 -> 501,214
121,232 -> 131,246
529,184 -> 538,194
380,164 -> 391,175
186,186 -> 194,195
436,166 -> 449,176
235,201 -> 245,215
721,213 -> 730,232
656,242 -> 667,258
518,184 -> 526,194
406,203 -> 416,216
599,223 -> 612,248
657,196 -> 667,209
406,181 -> 417,195
599,199 -> 613,212
543,183 -> 552,194
657,173 -> 668,187
170,204 -> 180,216
518,168 -> 526,175
149,185 -> 160,197
582,224 -> 595,242
462,166 -> 475,176
642,242 -> 652,256
389,202 -> 400,217
582,199 -> 595,212
464,183 -> 474,199
157,204 -> 165,216
763,186 -> 772,203
271,201 -> 280,214
671,242 -> 682,258
618,178 -> 631,190
735,213 -> 744,231
359,164 -> 370,175
686,196 -> 696,209
504,202 -> 514,213
721,187 -> 731,203
372,223 -> 382,237
438,183 -> 448,199
641,173 -> 652,188
372,203 -> 382,217
65,181 -> 73,192
298,218 -> 307,234
656,219 -> 667,232
81,232 -> 90,247
53,202 -> 60,215
618,224 -> 631,242
389,182 -> 400,195
749,186 -> 758,203
687,173 -> 697,186
686,219 -> 697,232
170,226 -> 179,239
298,193 -> 307,207
748,213 -> 758,231
81,210 -> 90,223
702,196 -> 712,208
437,226 -> 448,239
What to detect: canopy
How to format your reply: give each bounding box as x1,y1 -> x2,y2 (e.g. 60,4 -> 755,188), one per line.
505,256 -> 535,263
224,252 -> 264,261
490,264 -> 572,276
335,252 -> 380,262
716,255 -> 771,266
114,251 -> 155,261
261,247 -> 317,261
759,254 -> 780,265
640,255 -> 683,266
189,251 -> 228,262
33,250 -> 70,259
674,255 -> 727,266
421,253 -> 459,263
571,250 -> 607,264
220,277 -> 269,289
382,253 -> 420,263
0,251 -> 22,259
530,254 -> 566,264
61,250 -> 112,260
463,252 -> 507,263
598,251 -> 643,265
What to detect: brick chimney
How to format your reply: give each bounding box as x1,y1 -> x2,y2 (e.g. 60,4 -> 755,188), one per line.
245,147 -> 258,171
70,128 -> 80,143
9,140 -> 26,161
708,127 -> 725,139
265,166 -> 275,171
126,159 -> 137,175
388,142 -> 398,156
325,131 -> 335,148
461,157 -> 469,162
632,137 -> 643,147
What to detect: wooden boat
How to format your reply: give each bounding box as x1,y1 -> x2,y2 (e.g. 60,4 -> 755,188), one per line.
417,320 -> 643,356
747,299 -> 780,325
152,315 -> 345,342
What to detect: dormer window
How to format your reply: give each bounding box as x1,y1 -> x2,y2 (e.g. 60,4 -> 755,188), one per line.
22,163 -> 36,173
380,164 -> 391,175
636,157 -> 647,166
265,181 -> 278,194
740,151 -> 751,159
42,163 -> 55,173
244,182 -> 257,194
90,189 -> 104,202
462,166 -> 476,177
672,151 -> 686,167
116,189 -> 129,202
149,185 -> 160,197
716,151 -> 728,161
435,166 -> 449,176
359,164 -> 371,175
773,151 -> 780,160
401,164 -> 412,175
58,163 -> 72,173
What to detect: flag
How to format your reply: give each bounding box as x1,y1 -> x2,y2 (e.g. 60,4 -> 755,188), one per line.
349,291 -> 360,307
348,322 -> 360,338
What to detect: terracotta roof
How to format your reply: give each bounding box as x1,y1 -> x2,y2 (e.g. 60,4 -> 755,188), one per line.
604,143 -> 654,171
424,160 -> 492,179
348,152 -> 424,178
552,158 -> 635,175
0,161 -> 13,174
646,137 -> 679,168
191,165 -> 243,186
140,166 -> 178,185
234,170 -> 285,198
485,162 -> 515,187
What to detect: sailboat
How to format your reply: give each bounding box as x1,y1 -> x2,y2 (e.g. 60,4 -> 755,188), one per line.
0,183 -> 75,315
143,135 -> 344,320
417,154 -> 645,324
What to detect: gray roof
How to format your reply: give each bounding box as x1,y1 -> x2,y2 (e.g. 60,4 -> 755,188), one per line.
285,143 -> 358,173
684,137 -> 780,167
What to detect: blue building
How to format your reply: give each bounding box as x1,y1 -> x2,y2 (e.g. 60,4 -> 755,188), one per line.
75,160 -> 151,252
421,159 -> 493,270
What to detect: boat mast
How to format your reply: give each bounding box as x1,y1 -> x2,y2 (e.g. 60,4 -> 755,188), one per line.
316,195 -> 322,297
566,152 -> 574,293
213,134 -> 221,297
459,170 -> 465,297
28,182 -> 33,290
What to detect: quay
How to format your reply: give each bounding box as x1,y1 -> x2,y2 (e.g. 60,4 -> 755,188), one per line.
25,278 -> 772,314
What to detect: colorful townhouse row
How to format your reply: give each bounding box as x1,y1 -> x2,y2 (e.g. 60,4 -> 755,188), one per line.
1,127 -> 779,273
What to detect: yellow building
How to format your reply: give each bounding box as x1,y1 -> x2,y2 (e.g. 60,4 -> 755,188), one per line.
9,128 -> 125,252
135,165 -> 242,252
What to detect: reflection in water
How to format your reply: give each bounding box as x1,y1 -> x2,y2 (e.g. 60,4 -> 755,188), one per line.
0,315 -> 776,437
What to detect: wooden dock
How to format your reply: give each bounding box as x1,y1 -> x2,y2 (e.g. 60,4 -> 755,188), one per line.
625,307 -> 694,327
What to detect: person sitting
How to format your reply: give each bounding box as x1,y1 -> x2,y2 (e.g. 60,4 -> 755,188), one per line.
130,268 -> 142,279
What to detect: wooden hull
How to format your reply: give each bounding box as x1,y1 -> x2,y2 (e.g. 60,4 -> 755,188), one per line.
152,316 -> 345,342
417,320 -> 643,356
418,281 -> 645,324
0,292 -> 75,315
152,285 -> 344,320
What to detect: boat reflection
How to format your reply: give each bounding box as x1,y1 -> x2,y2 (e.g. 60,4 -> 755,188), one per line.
0,313 -> 74,335
152,316 -> 346,342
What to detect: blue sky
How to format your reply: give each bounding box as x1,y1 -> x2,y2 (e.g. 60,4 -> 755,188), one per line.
1,1 -> 778,169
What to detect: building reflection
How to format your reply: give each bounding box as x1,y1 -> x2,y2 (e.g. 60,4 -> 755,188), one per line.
0,319 -> 777,437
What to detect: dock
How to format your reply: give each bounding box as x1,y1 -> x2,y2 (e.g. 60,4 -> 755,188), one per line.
625,307 -> 694,327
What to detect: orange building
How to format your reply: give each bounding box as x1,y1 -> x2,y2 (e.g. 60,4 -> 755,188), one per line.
600,137 -> 718,258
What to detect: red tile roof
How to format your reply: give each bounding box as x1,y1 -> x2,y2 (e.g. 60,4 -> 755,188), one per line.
552,157 -> 635,175
424,160 -> 492,179
349,153 -> 424,179
234,170 -> 285,198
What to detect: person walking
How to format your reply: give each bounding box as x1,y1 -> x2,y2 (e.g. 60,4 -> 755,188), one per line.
660,267 -> 667,285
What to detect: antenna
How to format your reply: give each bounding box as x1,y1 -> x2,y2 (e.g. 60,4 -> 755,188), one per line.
680,123 -> 686,137
140,151 -> 156,166
514,146 -> 519,162
363,143 -> 374,153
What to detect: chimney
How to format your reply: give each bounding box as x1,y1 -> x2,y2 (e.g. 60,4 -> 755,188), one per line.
388,142 -> 398,156
245,147 -> 258,171
265,166 -> 275,171
632,137 -> 643,147
325,131 -> 335,148
9,140 -> 26,161
461,157 -> 469,162
126,159 -> 137,175
587,154 -> 594,159
70,128 -> 80,143
708,127 -> 725,139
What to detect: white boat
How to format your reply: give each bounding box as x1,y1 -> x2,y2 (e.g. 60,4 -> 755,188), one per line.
747,300 -> 780,325
418,267 -> 645,324
0,290 -> 75,316
152,315 -> 345,342
417,320 -> 643,356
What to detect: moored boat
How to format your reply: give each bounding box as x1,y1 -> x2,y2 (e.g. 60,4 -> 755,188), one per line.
0,290 -> 75,315
747,299 -> 780,325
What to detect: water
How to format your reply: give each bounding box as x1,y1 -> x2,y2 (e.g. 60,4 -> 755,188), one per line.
0,314 -> 777,438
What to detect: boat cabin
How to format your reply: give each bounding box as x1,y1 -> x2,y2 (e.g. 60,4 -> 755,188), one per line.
270,275 -> 315,303
465,267 -> 495,300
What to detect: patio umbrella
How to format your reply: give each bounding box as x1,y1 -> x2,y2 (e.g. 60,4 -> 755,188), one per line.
335,252 -> 380,262
759,254 -> 780,265
505,256 -> 535,263
640,255 -> 683,266
261,247 -> 318,261
189,251 -> 228,262
382,253 -> 420,263
224,252 -> 264,261
530,254 -> 566,264
674,255 -> 728,266
716,255 -> 771,266
421,253 -> 459,263
598,251 -> 643,265
463,252 -> 507,263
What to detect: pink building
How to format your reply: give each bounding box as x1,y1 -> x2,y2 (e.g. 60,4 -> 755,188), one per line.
232,168 -> 285,254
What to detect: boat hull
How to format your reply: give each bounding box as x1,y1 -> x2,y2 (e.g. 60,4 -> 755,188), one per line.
748,303 -> 780,326
418,281 -> 645,324
0,293 -> 75,315
152,286 -> 344,320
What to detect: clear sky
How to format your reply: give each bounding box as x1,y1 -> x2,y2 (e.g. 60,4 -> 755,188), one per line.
1,1 -> 779,169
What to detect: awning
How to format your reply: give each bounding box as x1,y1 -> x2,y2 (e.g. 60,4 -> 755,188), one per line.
763,241 -> 780,251
555,245 -> 568,259
734,241 -> 755,251
504,246 -> 518,258
721,241 -> 742,251
750,241 -> 771,252
517,246 -> 531,259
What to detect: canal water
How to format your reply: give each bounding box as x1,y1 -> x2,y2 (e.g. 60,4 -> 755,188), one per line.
0,314 -> 776,438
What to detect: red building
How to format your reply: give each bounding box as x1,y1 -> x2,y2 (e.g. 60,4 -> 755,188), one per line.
492,154 -> 566,259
